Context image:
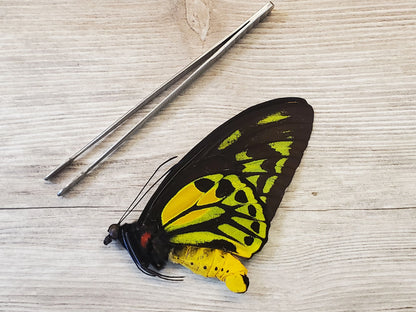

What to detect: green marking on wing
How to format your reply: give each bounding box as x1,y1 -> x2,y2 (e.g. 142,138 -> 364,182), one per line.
242,159 -> 267,173
165,206 -> 225,232
246,175 -> 259,187
231,217 -> 267,239
218,129 -> 241,150
235,151 -> 252,161
258,112 -> 289,125
269,141 -> 292,156
170,231 -> 260,258
217,223 -> 262,249
235,203 -> 265,221
275,158 -> 288,174
263,176 -> 277,193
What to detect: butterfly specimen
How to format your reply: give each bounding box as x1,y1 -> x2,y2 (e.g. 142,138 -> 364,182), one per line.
104,97 -> 314,293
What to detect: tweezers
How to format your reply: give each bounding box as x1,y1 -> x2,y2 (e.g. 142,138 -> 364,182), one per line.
46,1 -> 274,196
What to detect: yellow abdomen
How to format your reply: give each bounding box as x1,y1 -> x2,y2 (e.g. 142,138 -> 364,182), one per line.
169,246 -> 249,293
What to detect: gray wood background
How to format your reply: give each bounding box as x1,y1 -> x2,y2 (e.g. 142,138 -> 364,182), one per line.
1,0 -> 415,311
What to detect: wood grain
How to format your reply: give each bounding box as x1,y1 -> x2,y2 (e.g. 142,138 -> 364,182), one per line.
1,0 -> 415,311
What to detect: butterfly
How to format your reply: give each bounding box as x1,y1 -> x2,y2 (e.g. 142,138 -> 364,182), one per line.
104,97 -> 314,293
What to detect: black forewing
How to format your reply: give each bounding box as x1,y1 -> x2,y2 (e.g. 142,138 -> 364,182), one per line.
137,97 -> 313,229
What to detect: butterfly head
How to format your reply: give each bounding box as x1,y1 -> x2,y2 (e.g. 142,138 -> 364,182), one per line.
103,223 -> 121,245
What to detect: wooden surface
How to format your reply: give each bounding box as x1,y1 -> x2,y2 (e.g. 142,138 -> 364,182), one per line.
1,0 -> 415,311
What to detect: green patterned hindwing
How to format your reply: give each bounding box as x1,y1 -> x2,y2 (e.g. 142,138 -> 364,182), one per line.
161,174 -> 269,258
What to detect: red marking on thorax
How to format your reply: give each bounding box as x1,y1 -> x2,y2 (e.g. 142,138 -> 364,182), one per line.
140,232 -> 152,247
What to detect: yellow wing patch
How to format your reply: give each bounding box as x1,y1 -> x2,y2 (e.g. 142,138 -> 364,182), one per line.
161,174 -> 223,225
197,186 -> 222,206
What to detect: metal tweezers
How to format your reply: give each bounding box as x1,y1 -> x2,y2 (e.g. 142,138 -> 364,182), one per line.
46,2 -> 274,196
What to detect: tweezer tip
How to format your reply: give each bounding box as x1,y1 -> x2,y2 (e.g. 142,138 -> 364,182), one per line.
44,173 -> 53,181
57,171 -> 87,196
45,158 -> 75,181
57,185 -> 71,196
44,170 -> 57,180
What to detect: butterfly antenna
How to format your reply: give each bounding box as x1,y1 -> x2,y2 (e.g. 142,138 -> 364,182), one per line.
118,156 -> 178,224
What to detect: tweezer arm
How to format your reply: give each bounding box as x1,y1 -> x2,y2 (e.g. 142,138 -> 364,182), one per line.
45,26 -> 236,180
44,3 -> 273,181
55,1 -> 274,196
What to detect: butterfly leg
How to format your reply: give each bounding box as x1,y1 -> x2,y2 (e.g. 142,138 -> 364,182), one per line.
169,246 -> 249,293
